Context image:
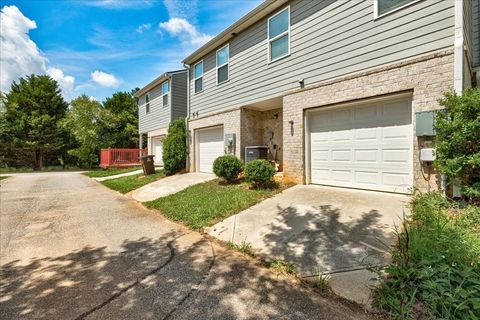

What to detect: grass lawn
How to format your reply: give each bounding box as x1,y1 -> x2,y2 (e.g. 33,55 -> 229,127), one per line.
0,176 -> 9,181
83,166 -> 142,178
101,171 -> 164,194
145,179 -> 285,230
0,166 -> 81,174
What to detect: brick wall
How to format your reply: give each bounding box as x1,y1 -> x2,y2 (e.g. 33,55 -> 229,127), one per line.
188,109 -> 241,171
282,50 -> 455,192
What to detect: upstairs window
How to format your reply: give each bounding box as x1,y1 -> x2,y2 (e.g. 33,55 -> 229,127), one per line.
375,0 -> 417,18
162,80 -> 169,106
216,44 -> 229,84
268,7 -> 290,62
145,92 -> 150,113
194,61 -> 203,93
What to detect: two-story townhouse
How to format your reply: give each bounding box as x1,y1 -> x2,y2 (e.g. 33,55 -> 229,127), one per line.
136,70 -> 188,165
183,0 -> 479,193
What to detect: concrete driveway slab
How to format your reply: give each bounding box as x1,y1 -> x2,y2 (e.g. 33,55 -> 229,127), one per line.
207,185 -> 409,304
0,172 -> 372,319
131,172 -> 215,202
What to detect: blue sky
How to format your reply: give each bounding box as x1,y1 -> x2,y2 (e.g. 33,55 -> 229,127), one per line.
0,0 -> 262,101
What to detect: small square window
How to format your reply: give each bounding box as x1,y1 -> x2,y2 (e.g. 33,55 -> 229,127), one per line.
376,0 -> 416,17
268,7 -> 290,62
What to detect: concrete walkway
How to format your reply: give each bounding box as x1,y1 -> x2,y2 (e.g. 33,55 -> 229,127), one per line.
131,172 -> 215,202
206,185 -> 409,305
93,169 -> 144,181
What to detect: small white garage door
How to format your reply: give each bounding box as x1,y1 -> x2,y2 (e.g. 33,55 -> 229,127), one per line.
308,98 -> 413,193
197,126 -> 224,173
151,136 -> 164,165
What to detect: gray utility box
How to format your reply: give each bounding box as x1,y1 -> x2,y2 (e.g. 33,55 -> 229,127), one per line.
416,110 -> 437,137
245,146 -> 268,164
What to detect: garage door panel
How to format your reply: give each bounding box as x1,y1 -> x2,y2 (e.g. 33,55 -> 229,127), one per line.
197,127 -> 224,173
309,98 -> 413,193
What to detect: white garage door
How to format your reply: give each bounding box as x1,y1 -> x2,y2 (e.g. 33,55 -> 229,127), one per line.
197,126 -> 224,173
152,136 -> 164,165
308,98 -> 413,193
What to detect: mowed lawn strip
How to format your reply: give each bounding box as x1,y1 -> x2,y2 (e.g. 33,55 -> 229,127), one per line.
145,179 -> 283,229
0,176 -> 9,181
84,166 -> 142,178
101,171 -> 164,194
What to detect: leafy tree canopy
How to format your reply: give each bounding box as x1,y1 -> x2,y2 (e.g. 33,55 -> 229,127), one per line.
0,74 -> 69,170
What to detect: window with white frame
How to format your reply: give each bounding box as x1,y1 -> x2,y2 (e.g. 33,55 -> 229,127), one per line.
145,92 -> 150,113
216,44 -> 229,84
375,0 -> 417,17
194,61 -> 203,93
268,7 -> 290,62
161,80 -> 169,106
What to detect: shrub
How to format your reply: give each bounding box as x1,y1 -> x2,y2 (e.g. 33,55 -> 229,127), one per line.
372,192 -> 480,319
213,155 -> 243,183
244,159 -> 275,188
162,118 -> 187,176
435,88 -> 480,203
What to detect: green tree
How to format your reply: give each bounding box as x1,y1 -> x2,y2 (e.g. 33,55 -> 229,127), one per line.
435,88 -> 480,202
64,95 -> 103,168
0,75 -> 69,170
162,118 -> 187,176
100,89 -> 139,148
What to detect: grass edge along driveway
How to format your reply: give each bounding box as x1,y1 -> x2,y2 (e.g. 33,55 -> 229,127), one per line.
83,166 -> 142,178
145,179 -> 286,230
101,171 -> 164,194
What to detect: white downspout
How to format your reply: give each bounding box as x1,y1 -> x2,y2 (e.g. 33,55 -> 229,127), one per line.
184,64 -> 191,172
454,0 -> 464,93
445,0 -> 465,197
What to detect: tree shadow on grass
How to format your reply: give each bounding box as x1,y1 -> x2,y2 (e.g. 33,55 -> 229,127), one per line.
1,231 -> 367,320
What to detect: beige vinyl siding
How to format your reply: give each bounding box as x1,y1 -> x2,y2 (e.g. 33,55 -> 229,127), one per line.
189,0 -> 455,116
171,71 -> 188,120
139,84 -> 170,133
473,0 -> 480,67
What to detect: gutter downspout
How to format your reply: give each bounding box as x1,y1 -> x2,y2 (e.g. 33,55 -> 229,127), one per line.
445,0 -> 465,197
184,63 -> 191,172
454,0 -> 464,93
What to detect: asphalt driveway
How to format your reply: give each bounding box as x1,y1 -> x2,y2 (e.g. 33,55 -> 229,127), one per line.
0,172 -> 371,319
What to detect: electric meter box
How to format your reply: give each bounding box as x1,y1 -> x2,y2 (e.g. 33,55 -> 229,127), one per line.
420,148 -> 436,162
415,111 -> 437,137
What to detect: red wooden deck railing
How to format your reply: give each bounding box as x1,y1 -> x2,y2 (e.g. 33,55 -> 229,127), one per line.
100,148 -> 147,168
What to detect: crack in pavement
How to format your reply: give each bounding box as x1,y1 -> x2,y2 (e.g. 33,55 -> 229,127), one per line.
162,239 -> 217,320
74,242 -> 175,320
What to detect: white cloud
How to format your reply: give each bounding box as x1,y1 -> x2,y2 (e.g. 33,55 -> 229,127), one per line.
0,5 -> 76,100
89,96 -> 97,101
47,68 -> 75,100
163,0 -> 197,21
136,23 -> 151,33
90,70 -> 120,88
158,18 -> 212,47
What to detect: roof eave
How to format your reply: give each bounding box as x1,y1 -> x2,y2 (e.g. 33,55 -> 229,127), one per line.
182,0 -> 288,65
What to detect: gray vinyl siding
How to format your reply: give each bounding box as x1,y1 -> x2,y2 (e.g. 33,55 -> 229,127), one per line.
138,83 -> 170,133
473,0 -> 480,67
171,72 -> 188,120
464,0 -> 472,65
189,0 -> 455,116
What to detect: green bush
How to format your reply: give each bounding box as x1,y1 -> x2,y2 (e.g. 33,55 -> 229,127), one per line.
435,88 -> 480,203
162,118 -> 187,176
213,155 -> 243,183
372,192 -> 480,319
244,159 -> 275,188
